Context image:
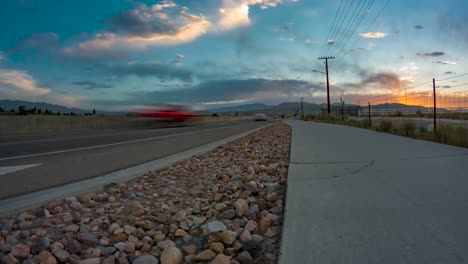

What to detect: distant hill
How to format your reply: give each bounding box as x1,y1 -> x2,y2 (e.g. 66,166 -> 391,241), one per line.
0,100 -> 122,115
204,103 -> 271,113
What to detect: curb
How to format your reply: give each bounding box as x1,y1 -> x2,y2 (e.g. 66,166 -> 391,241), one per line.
0,122 -> 275,217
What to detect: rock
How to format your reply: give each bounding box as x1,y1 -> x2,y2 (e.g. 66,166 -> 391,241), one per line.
123,225 -> 136,235
209,243 -> 224,254
193,249 -> 216,261
2,253 -> 18,264
202,221 -> 226,235
181,244 -> 198,255
251,234 -> 263,242
211,254 -> 230,264
233,199 -> 249,217
155,213 -> 171,224
78,258 -> 100,264
160,246 -> 182,264
133,255 -> 159,264
242,240 -> 262,257
157,240 -> 175,250
266,192 -> 278,202
18,221 -> 33,230
217,210 -> 235,220
53,250 -> 70,263
77,232 -> 99,245
244,221 -> 258,233
101,247 -> 117,256
174,229 -> 188,237
94,194 -> 108,202
121,192 -> 136,199
118,256 -> 129,264
258,214 -> 277,233
69,202 -> 82,212
102,256 -> 116,264
67,239 -> 81,255
108,223 -> 120,233
235,251 -> 254,264
219,230 -> 236,245
36,250 -> 57,264
239,230 -> 252,242
111,233 -> 128,243
124,242 -> 135,253
63,224 -> 80,233
11,243 -> 30,258
65,197 -> 78,203
241,183 -> 256,193
231,175 -> 242,181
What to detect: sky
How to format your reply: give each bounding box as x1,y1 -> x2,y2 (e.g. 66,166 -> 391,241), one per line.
0,0 -> 467,110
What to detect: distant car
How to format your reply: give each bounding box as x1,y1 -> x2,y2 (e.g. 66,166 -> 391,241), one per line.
254,113 -> 267,121
137,106 -> 199,123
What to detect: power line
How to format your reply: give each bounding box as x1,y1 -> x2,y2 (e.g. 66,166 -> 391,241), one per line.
329,0 -> 375,61
331,0 -> 391,68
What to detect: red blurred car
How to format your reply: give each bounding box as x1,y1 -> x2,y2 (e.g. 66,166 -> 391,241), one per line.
137,105 -> 199,123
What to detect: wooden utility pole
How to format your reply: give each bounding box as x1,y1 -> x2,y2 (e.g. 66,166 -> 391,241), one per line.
318,56 -> 335,115
433,78 -> 436,132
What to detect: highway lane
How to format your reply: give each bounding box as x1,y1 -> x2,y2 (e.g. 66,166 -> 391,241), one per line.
0,120 -> 271,199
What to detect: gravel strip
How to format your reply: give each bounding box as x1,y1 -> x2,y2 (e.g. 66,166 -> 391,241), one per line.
0,122 -> 291,264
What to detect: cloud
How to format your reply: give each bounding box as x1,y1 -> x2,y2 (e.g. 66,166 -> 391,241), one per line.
414,25 -> 423,30
360,32 -> 387,38
327,39 -> 335,45
72,81 -> 115,89
217,0 -> 292,30
218,2 -> 250,30
11,32 -> 59,53
276,22 -> 293,32
434,60 -> 456,65
346,71 -> 410,90
109,62 -> 193,82
101,78 -> 321,106
64,3 -> 210,56
417,51 -> 445,57
0,69 -> 81,107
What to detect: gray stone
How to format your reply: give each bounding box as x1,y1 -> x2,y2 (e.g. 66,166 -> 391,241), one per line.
202,221 -> 226,234
133,255 -> 159,264
217,210 -> 235,220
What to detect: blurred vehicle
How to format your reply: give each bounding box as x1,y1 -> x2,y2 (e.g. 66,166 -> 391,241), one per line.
137,104 -> 200,123
254,113 -> 267,121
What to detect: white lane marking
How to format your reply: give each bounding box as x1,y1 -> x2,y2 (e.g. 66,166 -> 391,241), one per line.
0,164 -> 42,176
0,123 -> 251,161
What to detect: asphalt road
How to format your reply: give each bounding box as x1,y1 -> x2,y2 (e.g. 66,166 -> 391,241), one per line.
280,120 -> 468,263
0,120 -> 271,199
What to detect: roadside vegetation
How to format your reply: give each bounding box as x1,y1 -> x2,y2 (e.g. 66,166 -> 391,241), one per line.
0,105 -> 97,116
301,114 -> 468,148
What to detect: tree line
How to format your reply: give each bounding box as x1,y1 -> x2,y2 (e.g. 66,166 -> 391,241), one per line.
0,106 -> 97,116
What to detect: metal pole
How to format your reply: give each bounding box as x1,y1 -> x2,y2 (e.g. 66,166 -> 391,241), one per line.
433,78 -> 436,132
341,97 -> 344,120
301,97 -> 304,118
368,102 -> 371,127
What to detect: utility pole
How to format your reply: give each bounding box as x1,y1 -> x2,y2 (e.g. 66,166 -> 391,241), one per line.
340,97 -> 344,120
433,78 -> 436,132
368,102 -> 371,127
300,97 -> 304,118
318,56 -> 335,115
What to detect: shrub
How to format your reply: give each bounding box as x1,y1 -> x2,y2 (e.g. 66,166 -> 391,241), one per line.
377,119 -> 393,132
401,120 -> 416,137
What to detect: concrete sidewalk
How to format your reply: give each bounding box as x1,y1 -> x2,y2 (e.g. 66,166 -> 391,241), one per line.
279,120 -> 468,263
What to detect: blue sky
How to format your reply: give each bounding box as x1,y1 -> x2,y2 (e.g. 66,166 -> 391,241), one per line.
0,0 -> 467,110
